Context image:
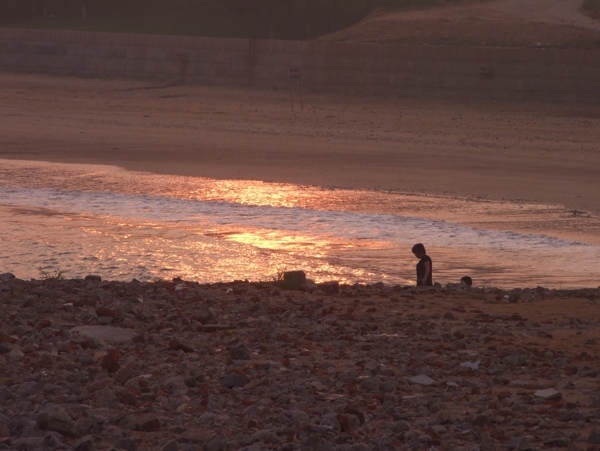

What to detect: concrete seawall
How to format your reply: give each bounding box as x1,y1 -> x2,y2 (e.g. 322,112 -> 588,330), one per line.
1,28 -> 599,102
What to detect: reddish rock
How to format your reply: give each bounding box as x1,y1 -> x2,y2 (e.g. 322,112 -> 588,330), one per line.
336,414 -> 352,432
168,338 -> 195,353
96,307 -> 116,318
318,281 -> 340,294
120,392 -> 138,407
136,414 -> 160,432
103,348 -> 120,374
114,365 -> 134,384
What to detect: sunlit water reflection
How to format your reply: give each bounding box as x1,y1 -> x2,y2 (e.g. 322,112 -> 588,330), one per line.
1,159 -> 599,288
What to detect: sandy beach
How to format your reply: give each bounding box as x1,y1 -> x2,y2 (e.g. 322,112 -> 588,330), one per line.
1,73 -> 599,215
1,2 -> 600,448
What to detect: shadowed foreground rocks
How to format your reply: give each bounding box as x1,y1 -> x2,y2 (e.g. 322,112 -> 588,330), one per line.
1,275 -> 600,450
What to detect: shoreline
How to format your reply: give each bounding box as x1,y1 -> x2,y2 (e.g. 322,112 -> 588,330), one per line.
2,272 -> 599,295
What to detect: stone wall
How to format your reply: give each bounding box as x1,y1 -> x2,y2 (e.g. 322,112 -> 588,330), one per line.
1,28 -> 599,102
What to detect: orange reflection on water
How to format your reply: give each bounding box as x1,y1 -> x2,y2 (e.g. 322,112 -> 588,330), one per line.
202,181 -> 311,208
3,159 -> 600,246
2,159 -> 600,287
226,230 -> 329,256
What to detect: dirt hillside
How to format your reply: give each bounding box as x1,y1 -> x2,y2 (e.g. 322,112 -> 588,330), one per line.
321,0 -> 600,48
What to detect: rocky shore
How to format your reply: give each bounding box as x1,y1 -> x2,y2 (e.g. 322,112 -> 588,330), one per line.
1,273 -> 600,451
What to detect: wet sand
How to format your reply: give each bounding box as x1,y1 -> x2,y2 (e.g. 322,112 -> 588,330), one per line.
0,73 -> 599,215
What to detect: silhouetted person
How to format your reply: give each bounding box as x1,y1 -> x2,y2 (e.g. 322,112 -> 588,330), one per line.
460,276 -> 473,287
412,243 -> 432,286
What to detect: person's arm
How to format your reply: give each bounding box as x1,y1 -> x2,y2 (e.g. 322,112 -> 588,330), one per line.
423,261 -> 431,285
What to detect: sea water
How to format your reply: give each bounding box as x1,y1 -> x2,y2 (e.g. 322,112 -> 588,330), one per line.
1,159 -> 599,288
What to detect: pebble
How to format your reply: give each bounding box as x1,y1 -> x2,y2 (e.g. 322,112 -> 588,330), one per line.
205,434 -> 223,451
136,414 -> 160,432
36,406 -> 76,436
472,414 -> 489,427
73,435 -> 94,451
159,439 -> 179,451
0,277 -> 599,450
222,373 -> 249,388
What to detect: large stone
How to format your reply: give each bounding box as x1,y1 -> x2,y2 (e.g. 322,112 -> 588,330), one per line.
168,338 -> 194,353
119,437 -> 138,451
379,380 -> 396,393
159,440 -> 178,451
95,387 -> 117,406
44,431 -> 65,448
98,316 -> 115,327
117,416 -> 137,430
508,436 -> 534,451
36,406 -> 75,435
460,360 -> 480,370
163,376 -> 188,394
588,432 -> 600,444
408,374 -> 436,386
472,414 -> 489,427
7,348 -> 24,360
0,273 -> 15,282
15,381 -> 39,398
359,376 -> 380,392
229,346 -> 249,360
302,279 -> 318,292
222,373 -> 249,388
11,437 -> 45,450
320,413 -> 341,432
94,288 -> 114,303
544,437 -> 570,447
252,429 -> 278,443
74,435 -> 94,451
534,388 -> 562,401
205,435 -> 223,451
318,281 -> 340,295
114,365 -> 134,384
136,414 -> 160,432
283,271 -> 306,288
70,326 -> 139,343
192,307 -> 215,325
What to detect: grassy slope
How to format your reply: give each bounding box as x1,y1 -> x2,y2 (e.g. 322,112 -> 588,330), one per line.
0,0 -> 470,40
582,0 -> 600,17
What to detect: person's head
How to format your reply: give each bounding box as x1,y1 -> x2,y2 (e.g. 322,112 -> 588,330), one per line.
412,243 -> 426,258
460,276 -> 473,287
